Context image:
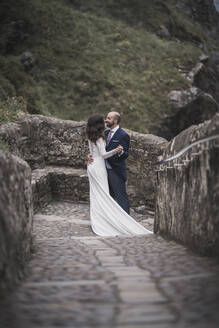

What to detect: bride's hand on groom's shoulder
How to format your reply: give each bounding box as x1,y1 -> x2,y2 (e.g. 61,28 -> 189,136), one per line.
87,154 -> 93,165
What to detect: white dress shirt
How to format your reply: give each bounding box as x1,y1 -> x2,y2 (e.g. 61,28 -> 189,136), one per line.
107,125 -> 120,143
105,125 -> 124,169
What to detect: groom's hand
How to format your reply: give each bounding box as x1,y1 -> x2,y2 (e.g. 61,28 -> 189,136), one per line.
87,154 -> 93,165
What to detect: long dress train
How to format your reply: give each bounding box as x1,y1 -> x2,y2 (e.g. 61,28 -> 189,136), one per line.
87,137 -> 153,236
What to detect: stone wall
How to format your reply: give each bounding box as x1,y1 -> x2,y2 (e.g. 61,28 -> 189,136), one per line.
9,114 -> 87,169
127,130 -> 167,208
49,168 -> 89,203
31,168 -> 53,213
0,150 -> 33,290
154,114 -> 219,256
0,114 -> 167,208
32,167 -> 89,213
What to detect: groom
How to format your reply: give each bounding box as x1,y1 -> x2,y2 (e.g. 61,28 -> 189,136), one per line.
104,111 -> 130,214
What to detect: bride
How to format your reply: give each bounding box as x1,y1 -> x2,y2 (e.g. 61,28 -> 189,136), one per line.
86,114 -> 152,236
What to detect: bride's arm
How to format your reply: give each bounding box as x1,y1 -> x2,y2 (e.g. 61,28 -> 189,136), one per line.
96,137 -> 117,159
87,140 -> 94,165
88,140 -> 92,154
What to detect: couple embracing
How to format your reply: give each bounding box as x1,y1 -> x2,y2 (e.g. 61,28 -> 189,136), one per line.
86,111 -> 152,236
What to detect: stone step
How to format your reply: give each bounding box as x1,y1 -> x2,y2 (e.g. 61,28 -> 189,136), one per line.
32,166 -> 89,212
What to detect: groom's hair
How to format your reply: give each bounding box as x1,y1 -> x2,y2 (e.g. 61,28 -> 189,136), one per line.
110,111 -> 121,124
114,113 -> 121,124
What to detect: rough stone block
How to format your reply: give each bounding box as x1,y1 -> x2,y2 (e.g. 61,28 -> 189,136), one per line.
155,114 -> 219,256
0,150 -> 33,290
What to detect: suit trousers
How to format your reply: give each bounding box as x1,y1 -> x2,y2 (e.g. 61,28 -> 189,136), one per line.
107,168 -> 130,214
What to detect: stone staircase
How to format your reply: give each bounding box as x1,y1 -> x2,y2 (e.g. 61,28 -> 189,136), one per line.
1,200 -> 219,328
1,114 -> 219,327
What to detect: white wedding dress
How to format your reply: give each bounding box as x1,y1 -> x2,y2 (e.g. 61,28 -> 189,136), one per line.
87,137 -> 153,236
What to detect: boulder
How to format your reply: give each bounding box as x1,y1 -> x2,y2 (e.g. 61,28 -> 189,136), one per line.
156,25 -> 170,39
192,52 -> 219,104
20,51 -> 35,71
157,87 -> 218,140
209,51 -> 219,65
168,87 -> 201,108
187,62 -> 205,84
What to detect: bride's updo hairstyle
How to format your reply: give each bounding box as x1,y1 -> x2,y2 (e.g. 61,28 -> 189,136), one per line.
86,114 -> 105,143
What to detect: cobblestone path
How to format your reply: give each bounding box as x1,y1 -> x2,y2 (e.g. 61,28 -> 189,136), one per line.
2,201 -> 219,328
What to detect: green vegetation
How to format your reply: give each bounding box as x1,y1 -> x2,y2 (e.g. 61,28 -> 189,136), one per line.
0,0 -> 217,132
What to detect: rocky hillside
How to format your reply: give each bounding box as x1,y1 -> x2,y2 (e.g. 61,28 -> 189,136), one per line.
0,0 -> 218,137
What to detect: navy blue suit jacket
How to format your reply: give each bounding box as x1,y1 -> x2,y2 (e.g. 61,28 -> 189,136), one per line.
105,127 -> 130,181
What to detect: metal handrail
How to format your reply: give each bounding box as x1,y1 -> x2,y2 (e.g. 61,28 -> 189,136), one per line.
154,134 -> 219,166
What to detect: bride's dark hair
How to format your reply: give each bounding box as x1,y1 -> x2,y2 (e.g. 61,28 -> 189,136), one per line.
86,114 -> 105,143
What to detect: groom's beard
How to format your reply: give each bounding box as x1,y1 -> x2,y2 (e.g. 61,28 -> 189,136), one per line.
106,122 -> 114,128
